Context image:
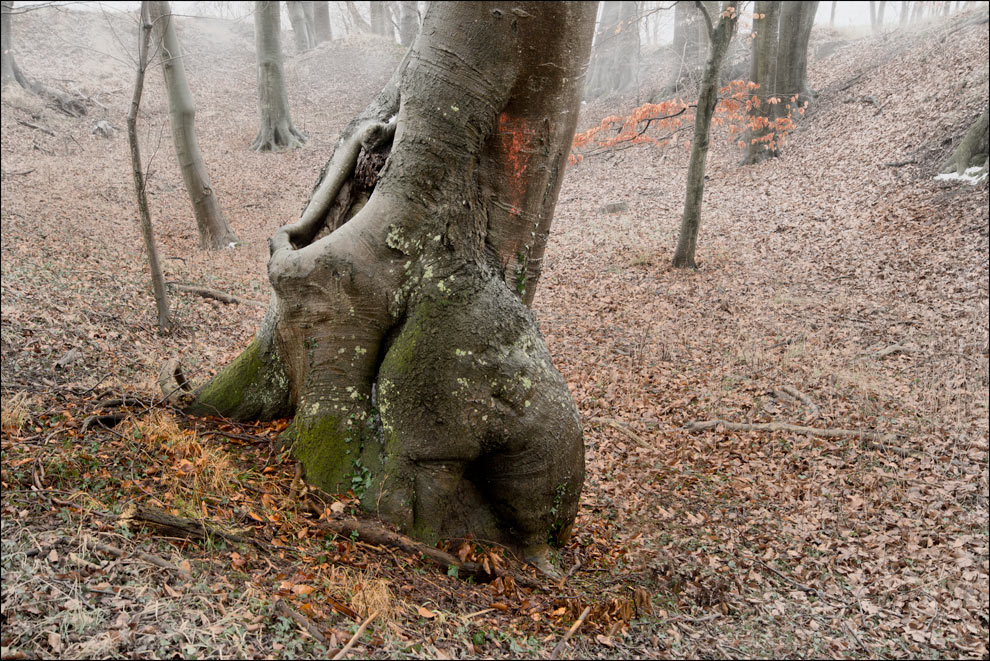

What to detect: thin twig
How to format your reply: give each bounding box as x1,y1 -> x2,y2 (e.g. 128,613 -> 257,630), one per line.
275,599 -> 328,646
550,605 -> 592,659
587,417 -> 650,448
332,611 -> 377,660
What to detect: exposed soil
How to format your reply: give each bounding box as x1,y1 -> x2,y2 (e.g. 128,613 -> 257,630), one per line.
2,5 -> 987,660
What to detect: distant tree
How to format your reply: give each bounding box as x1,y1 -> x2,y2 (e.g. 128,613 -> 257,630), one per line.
148,0 -> 239,250
286,0 -> 316,51
313,0 -> 332,42
1,1 -> 85,115
672,1 -> 740,269
669,0 -> 716,89
128,2 -> 172,331
585,1 -> 640,100
830,0 -> 837,27
369,0 -> 389,37
398,0 -> 417,47
252,0 -> 306,151
739,0 -> 818,165
344,0 -> 372,33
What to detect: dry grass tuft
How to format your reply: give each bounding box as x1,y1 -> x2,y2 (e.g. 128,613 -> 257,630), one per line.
325,567 -> 395,624
1,392 -> 32,434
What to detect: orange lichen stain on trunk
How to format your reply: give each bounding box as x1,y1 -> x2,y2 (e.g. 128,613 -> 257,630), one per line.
498,113 -> 532,205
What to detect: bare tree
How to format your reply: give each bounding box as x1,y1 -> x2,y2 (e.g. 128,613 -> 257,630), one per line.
148,0 -> 239,250
161,2 -> 596,573
314,0 -> 333,42
585,1 -> 640,100
128,2 -> 172,331
672,1 -> 740,269
286,0 -> 316,51
252,1 -> 306,151
1,1 -> 85,116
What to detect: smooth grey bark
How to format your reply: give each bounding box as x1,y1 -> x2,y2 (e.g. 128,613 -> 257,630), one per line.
585,1 -> 640,100
314,0 -> 332,42
830,0 -> 837,27
148,0 -> 239,250
164,1 -> 596,571
672,1 -> 739,269
740,0 -> 817,165
941,105 -> 989,174
1,1 -> 14,86
286,0 -> 315,51
369,1 -> 388,37
129,2 -> 172,332
398,0 -> 417,47
252,1 -> 306,151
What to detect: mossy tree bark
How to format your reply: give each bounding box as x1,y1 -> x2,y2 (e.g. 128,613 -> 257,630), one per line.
941,105 -> 989,175
148,1 -> 239,250
672,1 -> 740,270
585,1 -> 640,100
739,0 -> 817,166
164,2 -> 596,571
251,1 -> 306,152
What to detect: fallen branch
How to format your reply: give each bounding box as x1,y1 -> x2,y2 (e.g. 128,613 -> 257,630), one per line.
332,611 -> 377,660
550,605 -> 592,660
875,343 -> 915,359
310,510 -> 541,589
120,504 -> 249,546
168,283 -> 266,308
275,599 -> 328,647
15,119 -> 55,136
684,418 -> 888,441
587,417 -> 650,449
88,539 -> 191,580
882,159 -> 918,168
780,385 -> 821,421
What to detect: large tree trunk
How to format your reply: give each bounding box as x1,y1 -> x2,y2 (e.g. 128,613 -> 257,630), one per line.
163,2 -> 596,571
585,1 -> 640,100
128,2 -> 172,332
672,1 -> 739,270
252,1 -> 306,152
148,1 -> 239,250
941,105 -> 989,175
776,0 -> 818,103
314,0 -> 333,42
286,0 -> 316,52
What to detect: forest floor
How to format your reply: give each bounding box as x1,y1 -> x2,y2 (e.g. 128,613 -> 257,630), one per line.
1,5 -> 988,660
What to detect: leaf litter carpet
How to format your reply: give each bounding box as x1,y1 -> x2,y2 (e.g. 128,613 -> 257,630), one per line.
1,6 -> 987,659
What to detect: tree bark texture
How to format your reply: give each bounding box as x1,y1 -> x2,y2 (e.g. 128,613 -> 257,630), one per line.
672,1 -> 739,269
149,0 -> 239,250
941,105 -> 989,174
166,2 -> 596,568
314,0 -> 333,42
585,1 -> 640,100
252,1 -> 306,152
128,2 -> 172,332
739,0 -> 817,165
345,0 -> 372,33
1,0 -> 14,87
286,0 -> 316,52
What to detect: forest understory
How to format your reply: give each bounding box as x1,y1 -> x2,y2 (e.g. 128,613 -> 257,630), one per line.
1,6 -> 987,659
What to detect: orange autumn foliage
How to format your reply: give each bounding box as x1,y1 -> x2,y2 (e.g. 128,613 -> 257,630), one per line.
570,80 -> 806,164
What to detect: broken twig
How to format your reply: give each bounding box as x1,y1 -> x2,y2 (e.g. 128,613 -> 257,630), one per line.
550,605 -> 592,660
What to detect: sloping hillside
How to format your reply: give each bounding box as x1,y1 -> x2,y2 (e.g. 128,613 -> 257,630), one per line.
1,5 -> 987,659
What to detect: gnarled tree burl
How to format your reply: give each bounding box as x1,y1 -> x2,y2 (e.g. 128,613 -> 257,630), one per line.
163,3 -> 597,570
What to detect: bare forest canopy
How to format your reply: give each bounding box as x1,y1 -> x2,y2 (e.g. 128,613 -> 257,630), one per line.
1,1 -> 988,660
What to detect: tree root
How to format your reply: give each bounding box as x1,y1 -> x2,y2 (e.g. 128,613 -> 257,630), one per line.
168,283 -> 266,307
683,419 -> 921,457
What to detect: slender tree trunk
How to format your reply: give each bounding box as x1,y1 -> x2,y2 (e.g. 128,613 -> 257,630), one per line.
398,0 -> 417,47
1,1 -> 14,87
672,1 -> 739,269
314,0 -> 333,42
740,0 -> 780,165
252,1 -> 306,151
869,1 -> 878,32
286,0 -> 315,51
369,1 -> 388,36
585,1 -> 640,100
162,1 -> 596,571
877,1 -> 887,27
148,0 -> 238,250
344,0 -> 372,33
128,3 -> 172,331
830,0 -> 837,27
670,0 -> 715,90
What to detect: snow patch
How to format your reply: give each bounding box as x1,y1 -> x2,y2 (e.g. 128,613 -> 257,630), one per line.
934,165 -> 988,185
